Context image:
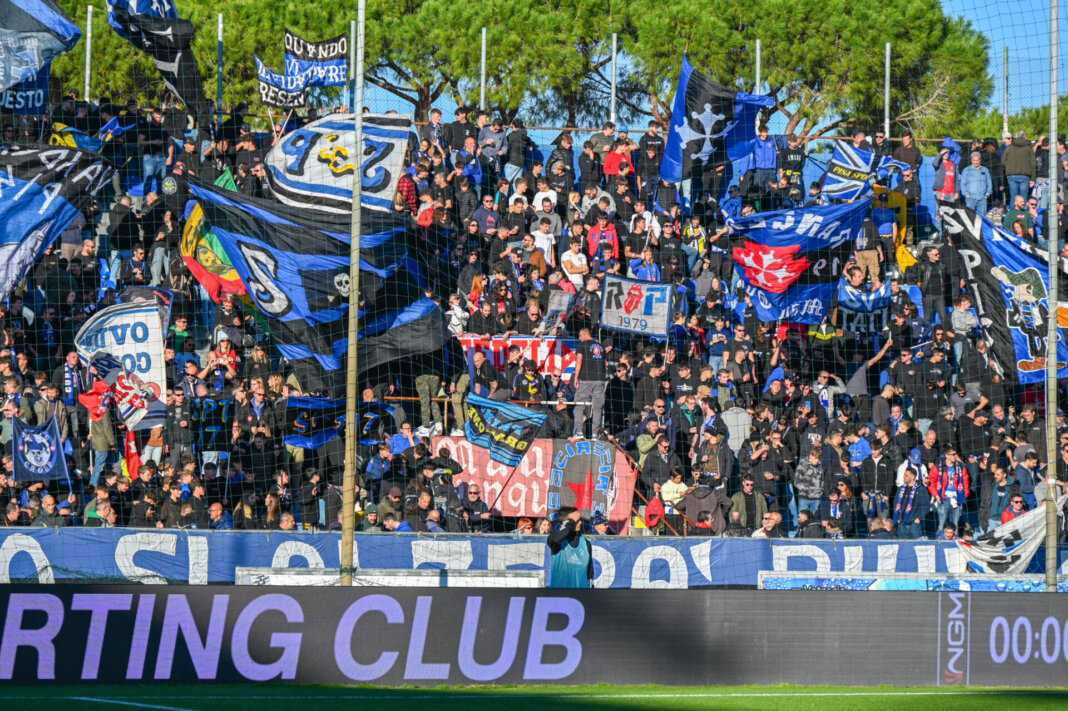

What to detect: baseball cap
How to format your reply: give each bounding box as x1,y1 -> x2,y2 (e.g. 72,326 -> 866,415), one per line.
909,448 -> 922,465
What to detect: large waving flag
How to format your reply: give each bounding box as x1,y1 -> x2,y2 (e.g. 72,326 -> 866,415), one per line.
12,416 -> 70,483
659,55 -> 775,184
464,393 -> 547,468
255,54 -> 310,109
941,202 -> 1068,385
106,0 -> 178,40
284,29 -> 348,87
0,145 -> 114,302
108,6 -> 211,131
729,200 -> 867,323
188,180 -> 443,395
0,0 -> 80,92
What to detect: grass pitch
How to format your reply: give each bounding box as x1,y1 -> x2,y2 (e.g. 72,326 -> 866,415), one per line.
8,685 -> 1068,711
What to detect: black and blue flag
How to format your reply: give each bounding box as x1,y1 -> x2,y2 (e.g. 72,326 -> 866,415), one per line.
106,0 -> 178,40
188,181 -> 443,395
0,0 -> 80,93
107,6 -> 211,132
12,416 -> 70,483
0,144 -> 114,302
729,200 -> 867,324
659,55 -> 775,184
464,392 -> 547,468
283,397 -> 396,449
284,29 -> 348,87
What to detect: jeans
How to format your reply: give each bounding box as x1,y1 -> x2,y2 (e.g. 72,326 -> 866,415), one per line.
150,246 -> 169,286
1007,175 -> 1031,205
1034,178 -> 1051,209
90,449 -> 109,488
797,496 -> 822,519
751,168 -> 777,194
109,249 -> 133,281
922,294 -> 949,327
142,445 -> 163,467
142,154 -> 167,196
680,243 -> 700,274
964,196 -> 987,216
503,162 -> 523,187
572,380 -> 606,438
935,498 -> 961,532
986,517 -> 1002,534
917,418 -> 933,435
897,522 -> 924,539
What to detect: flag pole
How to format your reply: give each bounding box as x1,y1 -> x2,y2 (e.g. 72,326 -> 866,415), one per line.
83,5 -> 93,102
1045,0 -> 1060,594
340,0 -> 366,588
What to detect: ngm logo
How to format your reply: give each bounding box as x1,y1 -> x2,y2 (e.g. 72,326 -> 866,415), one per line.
939,592 -> 970,686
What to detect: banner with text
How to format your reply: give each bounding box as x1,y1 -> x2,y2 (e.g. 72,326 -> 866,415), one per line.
456,335 -> 581,382
600,274 -> 672,337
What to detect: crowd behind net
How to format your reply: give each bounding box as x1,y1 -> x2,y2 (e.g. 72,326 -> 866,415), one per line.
0,0 -> 1067,584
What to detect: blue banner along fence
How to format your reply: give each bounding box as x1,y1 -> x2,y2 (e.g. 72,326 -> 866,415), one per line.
1,529 -> 1065,586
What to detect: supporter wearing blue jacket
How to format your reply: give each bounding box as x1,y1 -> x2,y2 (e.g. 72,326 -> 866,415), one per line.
630,248 -> 661,282
750,126 -> 778,193
959,150 -> 993,215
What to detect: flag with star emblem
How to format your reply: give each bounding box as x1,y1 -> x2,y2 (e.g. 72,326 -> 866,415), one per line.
659,55 -> 775,184
729,200 -> 867,323
464,392 -> 547,468
546,440 -> 620,525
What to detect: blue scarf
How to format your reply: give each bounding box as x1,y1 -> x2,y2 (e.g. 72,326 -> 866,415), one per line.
62,363 -> 81,406
893,484 -> 919,525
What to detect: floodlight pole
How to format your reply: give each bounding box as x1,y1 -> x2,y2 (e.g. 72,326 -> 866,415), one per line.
1045,0 -> 1060,594
341,0 -> 366,588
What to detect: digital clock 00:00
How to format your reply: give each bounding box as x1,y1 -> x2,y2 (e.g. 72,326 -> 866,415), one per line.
989,616 -> 1068,664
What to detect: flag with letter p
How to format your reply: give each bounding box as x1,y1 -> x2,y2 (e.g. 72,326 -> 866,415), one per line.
601,274 -> 673,337
12,416 -> 69,483
464,392 -> 547,467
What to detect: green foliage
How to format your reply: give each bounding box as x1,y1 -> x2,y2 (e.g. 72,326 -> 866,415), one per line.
47,0 -> 992,137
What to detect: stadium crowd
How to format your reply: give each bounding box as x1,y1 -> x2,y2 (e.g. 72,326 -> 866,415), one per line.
3,95 -> 1068,541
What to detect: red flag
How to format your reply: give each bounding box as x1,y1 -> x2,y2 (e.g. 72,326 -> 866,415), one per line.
78,381 -> 112,422
124,430 -> 141,479
644,496 -> 665,528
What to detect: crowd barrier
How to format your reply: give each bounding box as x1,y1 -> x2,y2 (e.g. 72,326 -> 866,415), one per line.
1,586 -> 1067,685
2,529 -> 1066,586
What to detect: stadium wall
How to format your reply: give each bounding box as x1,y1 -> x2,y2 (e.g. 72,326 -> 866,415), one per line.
1,587 -> 1067,686
2,529 -> 1068,586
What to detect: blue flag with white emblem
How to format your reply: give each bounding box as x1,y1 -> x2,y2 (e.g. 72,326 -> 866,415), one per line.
729,201 -> 867,324
0,0 -> 80,93
822,143 -> 911,201
188,180 -> 443,396
659,55 -> 775,184
12,416 -> 69,483
106,0 -> 178,40
464,393 -> 547,468
0,145 -> 114,302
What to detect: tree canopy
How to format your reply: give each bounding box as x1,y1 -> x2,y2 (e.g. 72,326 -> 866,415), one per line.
48,0 -> 993,137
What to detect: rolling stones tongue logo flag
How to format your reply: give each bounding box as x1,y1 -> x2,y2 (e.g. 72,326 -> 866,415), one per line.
728,200 -> 868,324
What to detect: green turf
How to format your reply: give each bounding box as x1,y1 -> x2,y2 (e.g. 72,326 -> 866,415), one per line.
7,685 -> 1068,711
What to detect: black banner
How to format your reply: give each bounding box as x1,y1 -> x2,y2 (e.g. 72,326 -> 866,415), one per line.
190,396 -> 234,451
0,587 -> 1066,686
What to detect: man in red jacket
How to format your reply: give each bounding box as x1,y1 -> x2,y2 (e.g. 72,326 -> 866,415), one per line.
927,446 -> 970,534
586,213 -> 620,260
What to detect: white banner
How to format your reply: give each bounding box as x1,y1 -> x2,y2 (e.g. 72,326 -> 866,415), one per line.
75,302 -> 166,431
600,274 -> 673,338
957,495 -> 1066,574
265,113 -> 411,213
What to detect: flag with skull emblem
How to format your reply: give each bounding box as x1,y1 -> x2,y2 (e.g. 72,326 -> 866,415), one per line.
188,180 -> 443,395
659,55 -> 775,185
728,200 -> 868,324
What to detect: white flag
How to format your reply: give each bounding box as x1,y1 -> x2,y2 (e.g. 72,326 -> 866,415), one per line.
958,496 -> 1066,574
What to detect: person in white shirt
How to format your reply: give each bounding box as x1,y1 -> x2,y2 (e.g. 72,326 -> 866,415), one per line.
531,217 -> 558,268
561,236 -> 589,288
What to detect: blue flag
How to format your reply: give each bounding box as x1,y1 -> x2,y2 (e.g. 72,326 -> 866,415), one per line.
837,280 -> 892,312
283,29 -> 348,88
659,55 -> 775,184
283,397 -> 396,448
106,0 -> 178,40
0,0 -> 80,92
463,393 -> 547,468
0,145 -> 114,302
12,416 -> 69,483
729,201 -> 867,323
823,143 -> 911,200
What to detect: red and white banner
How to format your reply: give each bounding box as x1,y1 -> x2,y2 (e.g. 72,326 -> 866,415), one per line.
456,335 -> 581,382
433,436 -> 636,534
